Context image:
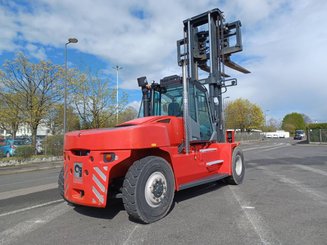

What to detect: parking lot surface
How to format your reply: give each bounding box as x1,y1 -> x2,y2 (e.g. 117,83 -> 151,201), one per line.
1,139 -> 326,245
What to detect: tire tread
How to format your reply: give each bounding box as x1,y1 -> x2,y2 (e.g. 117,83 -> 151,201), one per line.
122,156 -> 174,223
58,167 -> 64,197
122,157 -> 150,223
226,147 -> 245,185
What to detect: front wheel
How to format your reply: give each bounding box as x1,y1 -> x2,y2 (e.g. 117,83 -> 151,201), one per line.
226,147 -> 245,185
122,156 -> 175,224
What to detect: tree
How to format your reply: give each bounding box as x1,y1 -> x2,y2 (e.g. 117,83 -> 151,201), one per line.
281,112 -> 306,133
0,53 -> 62,147
263,118 -> 280,132
118,106 -> 138,123
46,104 -> 80,135
0,93 -> 23,138
69,70 -> 128,129
225,98 -> 264,131
302,114 -> 312,124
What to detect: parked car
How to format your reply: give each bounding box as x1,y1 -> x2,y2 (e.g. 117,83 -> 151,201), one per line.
16,137 -> 32,145
36,139 -> 43,154
0,139 -> 16,157
13,138 -> 29,146
294,130 -> 305,140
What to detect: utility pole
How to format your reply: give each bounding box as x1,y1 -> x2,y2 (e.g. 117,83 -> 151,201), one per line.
265,109 -> 270,128
113,65 -> 123,125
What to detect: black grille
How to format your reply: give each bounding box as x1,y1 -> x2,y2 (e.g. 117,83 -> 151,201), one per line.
71,150 -> 90,156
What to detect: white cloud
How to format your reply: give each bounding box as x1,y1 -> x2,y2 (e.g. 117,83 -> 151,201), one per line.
25,43 -> 47,60
0,5 -> 19,53
127,100 -> 141,111
1,0 -> 327,121
234,0 -> 327,121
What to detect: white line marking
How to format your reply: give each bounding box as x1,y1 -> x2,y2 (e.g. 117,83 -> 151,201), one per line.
249,162 -> 327,204
123,225 -> 139,245
0,183 -> 58,200
257,166 -> 327,204
258,145 -> 289,152
0,175 -> 57,187
293,164 -> 327,177
0,202 -> 71,245
0,199 -> 63,218
229,186 -> 281,245
242,206 -> 255,209
243,143 -> 285,152
0,165 -> 62,175
122,224 -> 151,245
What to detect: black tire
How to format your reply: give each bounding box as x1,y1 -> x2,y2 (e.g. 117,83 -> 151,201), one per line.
122,156 -> 175,224
58,167 -> 65,198
226,147 -> 245,185
58,167 -> 78,206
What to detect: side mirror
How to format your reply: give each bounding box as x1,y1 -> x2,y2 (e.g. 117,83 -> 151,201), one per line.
137,76 -> 148,87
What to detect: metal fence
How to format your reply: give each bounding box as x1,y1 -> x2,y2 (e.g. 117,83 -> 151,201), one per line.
307,129 -> 327,143
235,132 -> 263,142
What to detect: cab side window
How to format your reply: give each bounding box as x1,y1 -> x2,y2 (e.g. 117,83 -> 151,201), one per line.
196,88 -> 213,141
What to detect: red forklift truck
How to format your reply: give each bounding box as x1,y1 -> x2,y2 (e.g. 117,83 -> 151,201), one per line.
58,8 -> 250,223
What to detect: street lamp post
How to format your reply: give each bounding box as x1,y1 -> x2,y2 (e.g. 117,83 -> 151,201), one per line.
64,38 -> 78,134
223,96 -> 230,134
223,96 -> 230,107
113,65 -> 123,124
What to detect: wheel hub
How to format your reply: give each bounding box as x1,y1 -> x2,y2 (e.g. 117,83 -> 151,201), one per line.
152,180 -> 164,198
235,155 -> 243,176
145,172 -> 167,207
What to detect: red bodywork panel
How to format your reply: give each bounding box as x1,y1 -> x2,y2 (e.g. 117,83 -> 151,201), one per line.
65,116 -> 183,150
63,116 -> 238,208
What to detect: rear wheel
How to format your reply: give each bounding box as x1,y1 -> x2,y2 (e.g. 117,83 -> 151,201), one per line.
227,147 -> 245,185
122,156 -> 175,223
58,167 -> 64,198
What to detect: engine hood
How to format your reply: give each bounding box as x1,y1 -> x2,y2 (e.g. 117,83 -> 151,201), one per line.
64,116 -> 184,151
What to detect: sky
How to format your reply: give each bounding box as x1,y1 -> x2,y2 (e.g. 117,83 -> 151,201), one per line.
1,0 -> 327,123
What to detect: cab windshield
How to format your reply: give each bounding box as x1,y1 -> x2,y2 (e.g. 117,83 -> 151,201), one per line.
137,81 -> 213,141
138,85 -> 183,117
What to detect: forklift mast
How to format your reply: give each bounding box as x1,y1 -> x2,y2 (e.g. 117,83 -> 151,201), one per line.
177,8 -> 250,144
138,9 -> 249,152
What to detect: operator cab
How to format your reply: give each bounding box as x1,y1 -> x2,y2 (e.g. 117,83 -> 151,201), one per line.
138,75 -> 214,141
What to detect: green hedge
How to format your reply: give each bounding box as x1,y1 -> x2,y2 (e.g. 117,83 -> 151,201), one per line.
15,145 -> 35,158
307,123 -> 327,129
44,135 -> 64,156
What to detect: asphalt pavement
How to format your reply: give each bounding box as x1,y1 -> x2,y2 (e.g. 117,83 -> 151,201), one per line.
1,139 -> 327,245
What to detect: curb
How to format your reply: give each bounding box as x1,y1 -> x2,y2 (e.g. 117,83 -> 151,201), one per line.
0,160 -> 63,175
